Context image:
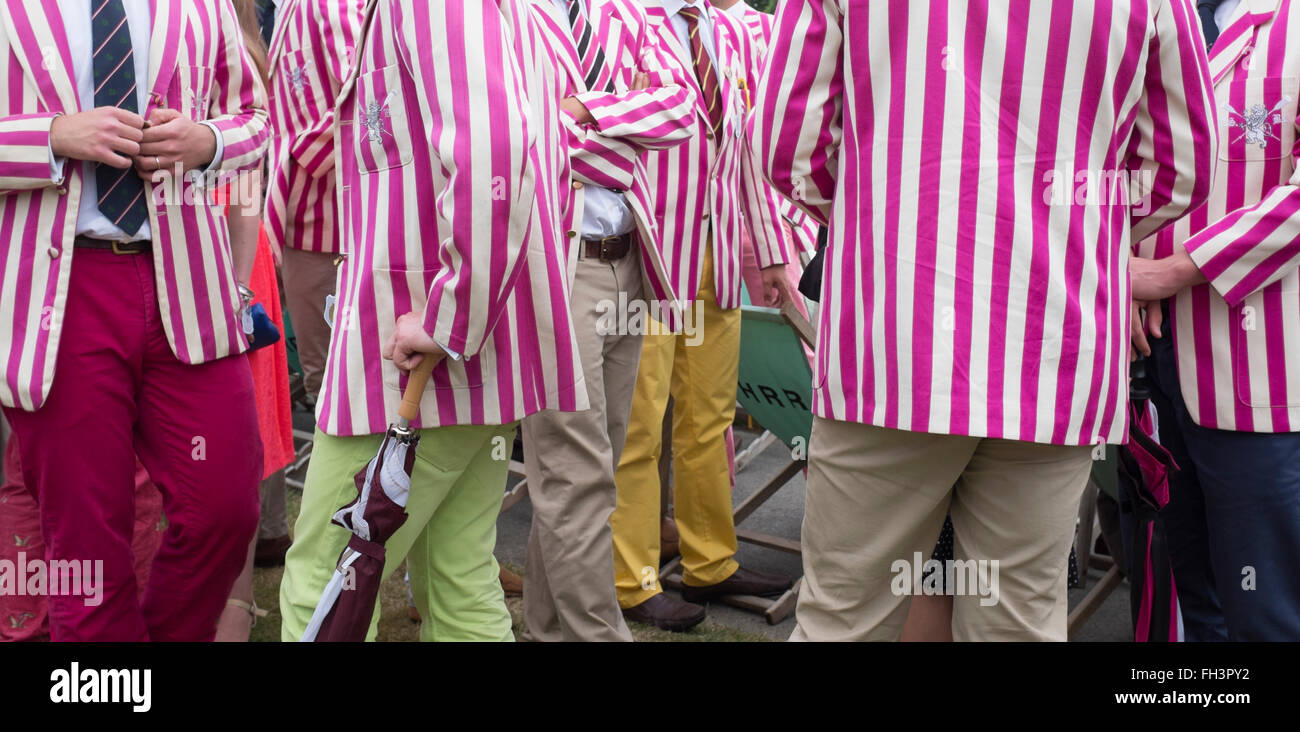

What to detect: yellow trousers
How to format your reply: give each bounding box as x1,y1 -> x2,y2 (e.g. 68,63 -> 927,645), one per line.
612,250 -> 741,607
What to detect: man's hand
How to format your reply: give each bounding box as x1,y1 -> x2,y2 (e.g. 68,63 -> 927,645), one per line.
133,108 -> 217,177
560,96 -> 595,126
1129,300 -> 1165,361
1131,245 -> 1207,302
382,312 -> 449,374
563,74 -> 649,126
49,107 -> 145,169
759,265 -> 796,307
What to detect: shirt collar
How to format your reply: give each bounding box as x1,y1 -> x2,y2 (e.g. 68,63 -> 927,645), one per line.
661,0 -> 712,22
723,1 -> 751,18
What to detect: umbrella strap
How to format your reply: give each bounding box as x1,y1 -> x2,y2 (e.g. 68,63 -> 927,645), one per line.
345,534 -> 387,564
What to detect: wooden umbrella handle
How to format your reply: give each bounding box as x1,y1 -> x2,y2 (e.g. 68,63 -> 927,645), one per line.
397,353 -> 438,423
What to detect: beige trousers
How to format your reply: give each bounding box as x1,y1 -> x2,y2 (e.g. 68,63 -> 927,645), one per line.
792,418 -> 1092,642
520,245 -> 645,642
280,246 -> 338,399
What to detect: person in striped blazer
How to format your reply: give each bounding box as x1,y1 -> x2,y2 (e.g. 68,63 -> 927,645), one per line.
265,0 -> 366,408
0,0 -> 270,641
754,0 -> 1218,641
609,0 -> 796,632
1131,0 -> 1300,641
723,0 -> 820,262
278,0 -> 587,642
518,0 -> 697,641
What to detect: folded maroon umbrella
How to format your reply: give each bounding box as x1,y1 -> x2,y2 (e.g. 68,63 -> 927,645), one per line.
301,356 -> 435,642
1120,358 -> 1182,643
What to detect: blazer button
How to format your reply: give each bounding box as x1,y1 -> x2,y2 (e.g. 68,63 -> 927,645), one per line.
48,246 -> 60,259
56,186 -> 67,195
572,181 -> 583,191
566,231 -> 577,239
702,213 -> 711,220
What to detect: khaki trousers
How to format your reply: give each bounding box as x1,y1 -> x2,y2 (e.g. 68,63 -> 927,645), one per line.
521,245 -> 645,642
281,246 -> 338,399
792,418 -> 1092,642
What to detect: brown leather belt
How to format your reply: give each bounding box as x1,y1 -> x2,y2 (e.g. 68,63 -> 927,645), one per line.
73,235 -> 150,255
579,233 -> 632,262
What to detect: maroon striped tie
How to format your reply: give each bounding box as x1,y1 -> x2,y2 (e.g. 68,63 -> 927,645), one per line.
679,5 -> 723,138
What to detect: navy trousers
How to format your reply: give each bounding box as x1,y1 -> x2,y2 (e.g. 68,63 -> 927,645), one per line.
1147,321 -> 1300,641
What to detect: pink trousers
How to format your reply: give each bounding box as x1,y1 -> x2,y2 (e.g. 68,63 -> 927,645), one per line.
2,249 -> 262,641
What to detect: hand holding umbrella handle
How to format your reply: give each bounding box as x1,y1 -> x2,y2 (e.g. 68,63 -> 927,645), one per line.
397,354 -> 438,425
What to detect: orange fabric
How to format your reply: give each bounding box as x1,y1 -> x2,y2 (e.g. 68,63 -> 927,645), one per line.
247,226 -> 295,479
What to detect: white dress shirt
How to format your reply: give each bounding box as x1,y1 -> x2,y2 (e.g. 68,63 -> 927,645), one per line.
550,0 -> 635,239
50,0 -> 224,241
722,1 -> 752,20
1216,0 -> 1242,31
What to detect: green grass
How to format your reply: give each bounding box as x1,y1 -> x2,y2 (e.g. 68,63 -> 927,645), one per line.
249,487 -> 771,642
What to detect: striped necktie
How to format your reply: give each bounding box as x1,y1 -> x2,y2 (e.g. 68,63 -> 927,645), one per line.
567,0 -> 611,92
679,4 -> 722,138
92,0 -> 148,236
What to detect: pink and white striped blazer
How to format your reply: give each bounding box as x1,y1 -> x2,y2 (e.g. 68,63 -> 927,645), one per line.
315,0 -> 586,436
265,0 -> 366,256
526,0 -> 696,304
639,0 -> 788,314
1139,0 -> 1300,433
730,0 -> 818,258
754,0 -> 1218,446
0,0 -> 269,412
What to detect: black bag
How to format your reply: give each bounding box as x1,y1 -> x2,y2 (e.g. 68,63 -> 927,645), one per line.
797,225 -> 828,302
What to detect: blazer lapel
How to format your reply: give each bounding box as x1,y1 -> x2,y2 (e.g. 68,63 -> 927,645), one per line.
336,0 -> 381,106
1,0 -> 80,114
532,0 -> 587,91
146,0 -> 185,117
1208,0 -> 1282,86
588,0 -> 625,92
267,0 -> 294,66
647,5 -> 709,124
711,11 -> 740,131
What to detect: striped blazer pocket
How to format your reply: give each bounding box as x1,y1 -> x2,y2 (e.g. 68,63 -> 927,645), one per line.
351,64 -> 414,174
1232,275 -> 1300,409
1221,77 -> 1297,162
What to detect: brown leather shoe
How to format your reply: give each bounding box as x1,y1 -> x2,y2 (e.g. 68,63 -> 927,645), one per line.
622,593 -> 706,632
499,566 -> 524,597
254,535 -> 292,568
680,566 -> 794,603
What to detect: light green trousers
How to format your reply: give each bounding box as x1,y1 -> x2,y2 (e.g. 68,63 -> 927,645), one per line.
279,423 -> 518,642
